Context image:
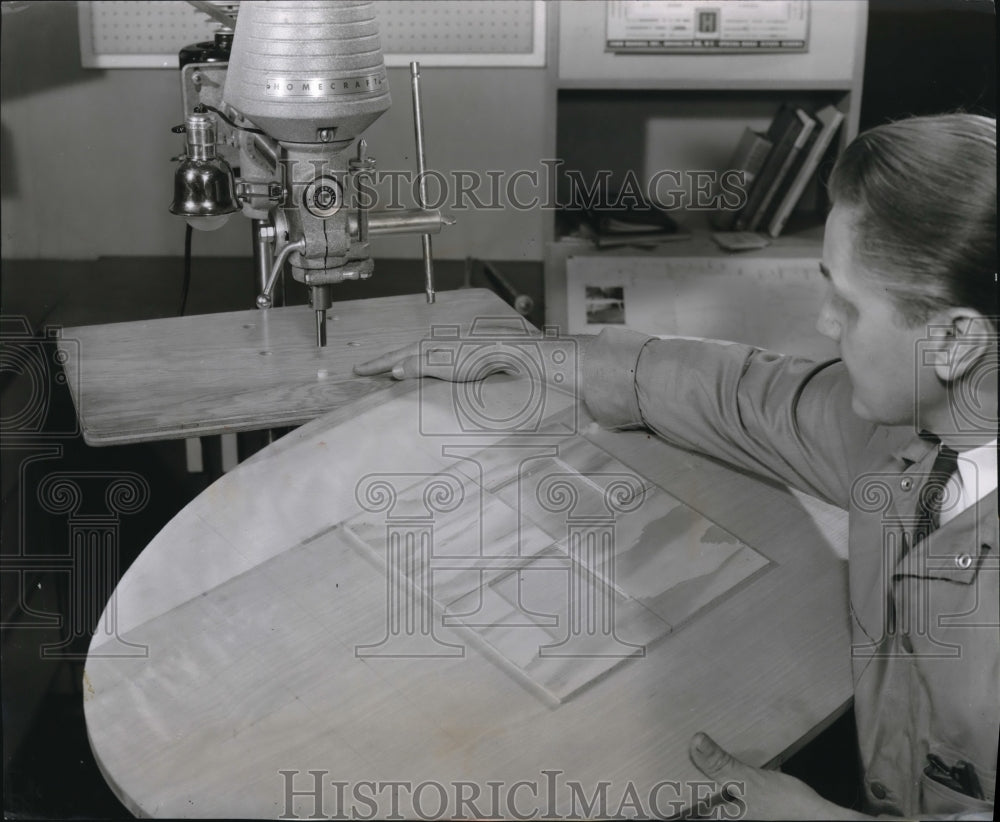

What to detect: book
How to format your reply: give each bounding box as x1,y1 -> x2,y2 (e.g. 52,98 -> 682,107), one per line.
746,108 -> 817,231
712,231 -> 771,252
765,105 -> 845,238
577,221 -> 691,249
711,127 -> 773,231
571,195 -> 689,247
592,231 -> 691,249
733,104 -> 809,232
584,200 -> 680,234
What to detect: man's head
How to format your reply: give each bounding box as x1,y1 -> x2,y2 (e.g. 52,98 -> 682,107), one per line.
817,113 -> 997,437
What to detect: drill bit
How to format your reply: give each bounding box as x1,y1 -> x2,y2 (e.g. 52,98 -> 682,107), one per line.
316,309 -> 327,347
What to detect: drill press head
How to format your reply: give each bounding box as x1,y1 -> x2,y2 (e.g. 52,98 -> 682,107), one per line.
223,0 -> 392,332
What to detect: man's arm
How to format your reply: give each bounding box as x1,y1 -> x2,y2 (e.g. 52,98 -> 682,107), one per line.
582,328 -> 879,509
355,324 -> 878,509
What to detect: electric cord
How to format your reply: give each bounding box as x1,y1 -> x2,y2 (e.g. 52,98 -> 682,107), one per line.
200,104 -> 265,135
180,223 -> 193,315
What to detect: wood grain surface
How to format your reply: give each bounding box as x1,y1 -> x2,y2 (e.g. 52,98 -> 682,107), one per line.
57,288 -> 519,445
84,371 -> 852,819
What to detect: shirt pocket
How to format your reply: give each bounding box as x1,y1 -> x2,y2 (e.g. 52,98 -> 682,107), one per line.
919,746 -> 995,818
920,773 -> 994,817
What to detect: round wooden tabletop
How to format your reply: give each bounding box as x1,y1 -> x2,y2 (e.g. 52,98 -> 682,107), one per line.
84,377 -> 851,819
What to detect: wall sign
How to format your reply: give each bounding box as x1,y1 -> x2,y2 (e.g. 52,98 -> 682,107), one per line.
606,1 -> 810,54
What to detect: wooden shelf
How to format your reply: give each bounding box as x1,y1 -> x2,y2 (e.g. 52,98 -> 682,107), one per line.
556,79 -> 857,92
554,220 -> 824,254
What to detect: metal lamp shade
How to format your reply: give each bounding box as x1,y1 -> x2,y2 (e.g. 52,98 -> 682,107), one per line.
169,157 -> 239,217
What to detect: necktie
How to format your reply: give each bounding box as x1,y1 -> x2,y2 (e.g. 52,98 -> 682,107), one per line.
914,443 -> 960,544
890,442 -> 961,636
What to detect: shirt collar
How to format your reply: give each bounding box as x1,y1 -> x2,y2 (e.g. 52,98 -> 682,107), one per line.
956,439 -> 998,500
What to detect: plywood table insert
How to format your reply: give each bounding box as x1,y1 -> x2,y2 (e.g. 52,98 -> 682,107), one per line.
342,412 -> 770,705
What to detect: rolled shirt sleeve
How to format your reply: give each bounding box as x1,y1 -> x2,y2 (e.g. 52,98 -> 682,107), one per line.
582,328 -> 880,509
580,326 -> 651,428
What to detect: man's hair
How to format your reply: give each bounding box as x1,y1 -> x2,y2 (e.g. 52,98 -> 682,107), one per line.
828,113 -> 997,327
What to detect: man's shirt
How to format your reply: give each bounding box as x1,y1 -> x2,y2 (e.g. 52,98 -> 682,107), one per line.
943,441 -> 998,527
582,327 -> 998,819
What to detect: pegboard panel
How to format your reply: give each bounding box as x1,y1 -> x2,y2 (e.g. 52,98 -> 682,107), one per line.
79,1 -> 546,68
81,1 -> 236,63
375,1 -> 537,58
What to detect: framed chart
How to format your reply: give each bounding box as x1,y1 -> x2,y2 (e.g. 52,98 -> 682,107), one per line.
606,0 -> 810,54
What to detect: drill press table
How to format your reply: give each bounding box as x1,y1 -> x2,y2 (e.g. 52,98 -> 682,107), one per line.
57,288 -> 517,445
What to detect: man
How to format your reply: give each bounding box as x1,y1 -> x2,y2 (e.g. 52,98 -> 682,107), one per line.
357,114 -> 997,818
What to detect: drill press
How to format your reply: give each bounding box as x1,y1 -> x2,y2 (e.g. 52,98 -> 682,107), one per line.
170,0 -> 451,346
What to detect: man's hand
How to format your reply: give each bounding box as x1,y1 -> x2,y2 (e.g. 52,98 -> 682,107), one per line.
354,339 -> 440,381
353,338 -> 518,382
354,322 -> 582,383
689,732 -> 869,820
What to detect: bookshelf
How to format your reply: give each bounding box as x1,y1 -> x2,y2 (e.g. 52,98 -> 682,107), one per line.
544,0 -> 868,335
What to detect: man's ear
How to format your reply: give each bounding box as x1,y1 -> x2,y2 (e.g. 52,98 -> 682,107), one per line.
928,308 -> 996,383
